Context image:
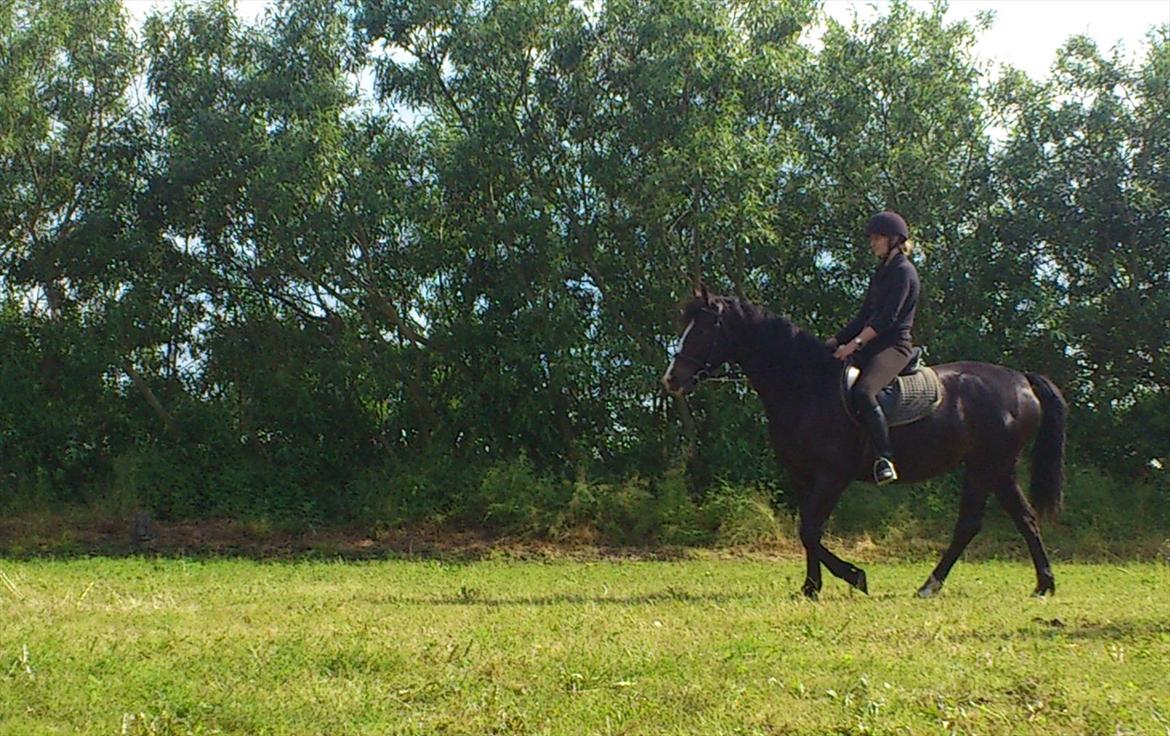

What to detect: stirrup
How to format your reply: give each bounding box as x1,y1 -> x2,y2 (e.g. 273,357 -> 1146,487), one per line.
874,457 -> 898,486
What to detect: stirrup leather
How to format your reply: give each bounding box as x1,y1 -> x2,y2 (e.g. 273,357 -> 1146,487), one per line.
874,457 -> 898,485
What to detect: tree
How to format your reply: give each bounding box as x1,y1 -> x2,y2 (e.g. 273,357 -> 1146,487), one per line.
990,28 -> 1170,472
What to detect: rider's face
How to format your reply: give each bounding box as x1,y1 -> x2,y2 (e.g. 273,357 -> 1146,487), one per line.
869,233 -> 891,258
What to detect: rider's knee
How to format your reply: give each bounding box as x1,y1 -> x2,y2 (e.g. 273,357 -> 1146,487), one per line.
851,383 -> 878,411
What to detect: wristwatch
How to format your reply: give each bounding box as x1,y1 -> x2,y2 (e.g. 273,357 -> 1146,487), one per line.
853,337 -> 864,348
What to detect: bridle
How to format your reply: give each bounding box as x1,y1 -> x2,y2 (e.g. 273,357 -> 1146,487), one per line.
670,308 -> 746,385
671,305 -> 816,390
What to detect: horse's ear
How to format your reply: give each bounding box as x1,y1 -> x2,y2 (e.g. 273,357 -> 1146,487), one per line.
693,282 -> 710,305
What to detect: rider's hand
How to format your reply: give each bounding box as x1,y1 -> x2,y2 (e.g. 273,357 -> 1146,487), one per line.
824,337 -> 839,352
833,341 -> 858,361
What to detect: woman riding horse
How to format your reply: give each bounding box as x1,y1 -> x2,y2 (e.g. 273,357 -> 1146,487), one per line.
825,211 -> 920,486
662,236 -> 1067,597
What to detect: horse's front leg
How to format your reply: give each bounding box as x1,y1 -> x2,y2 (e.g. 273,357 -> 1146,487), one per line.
792,474 -> 826,598
798,475 -> 865,598
792,479 -> 823,599
800,536 -> 822,599
818,540 -> 868,594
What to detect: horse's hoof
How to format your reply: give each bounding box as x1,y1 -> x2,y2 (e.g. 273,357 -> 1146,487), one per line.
1032,582 -> 1055,597
852,569 -> 868,595
801,579 -> 821,600
917,575 -> 943,598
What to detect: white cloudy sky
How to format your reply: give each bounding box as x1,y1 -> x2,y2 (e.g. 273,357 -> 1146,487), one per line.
822,0 -> 1168,78
121,0 -> 1168,80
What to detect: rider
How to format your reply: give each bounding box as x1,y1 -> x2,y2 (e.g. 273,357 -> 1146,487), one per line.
824,211 -> 921,485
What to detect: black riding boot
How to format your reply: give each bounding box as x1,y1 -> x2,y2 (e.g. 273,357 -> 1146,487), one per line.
862,405 -> 898,485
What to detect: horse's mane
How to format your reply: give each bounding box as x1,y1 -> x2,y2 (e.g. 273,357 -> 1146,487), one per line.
684,295 -> 838,379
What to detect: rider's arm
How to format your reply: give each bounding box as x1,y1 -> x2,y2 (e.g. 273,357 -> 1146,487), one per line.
852,325 -> 879,347
866,265 -> 914,338
834,308 -> 868,347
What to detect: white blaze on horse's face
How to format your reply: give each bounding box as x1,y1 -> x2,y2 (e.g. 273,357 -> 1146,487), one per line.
662,320 -> 695,394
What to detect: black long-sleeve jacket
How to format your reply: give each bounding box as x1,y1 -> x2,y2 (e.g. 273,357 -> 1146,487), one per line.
834,250 -> 920,355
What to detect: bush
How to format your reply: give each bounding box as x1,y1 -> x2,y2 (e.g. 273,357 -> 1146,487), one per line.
702,484 -> 786,547
464,454 -> 572,536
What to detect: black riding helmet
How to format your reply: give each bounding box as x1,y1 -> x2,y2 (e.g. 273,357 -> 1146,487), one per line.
865,211 -> 909,245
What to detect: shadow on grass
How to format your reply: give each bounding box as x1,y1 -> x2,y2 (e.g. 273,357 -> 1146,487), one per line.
383,587 -> 759,607
944,617 -> 1170,643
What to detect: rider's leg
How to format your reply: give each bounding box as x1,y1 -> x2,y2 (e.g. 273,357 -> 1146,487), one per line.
852,346 -> 913,485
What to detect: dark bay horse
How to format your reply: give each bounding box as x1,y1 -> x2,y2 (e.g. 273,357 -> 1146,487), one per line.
662,287 -> 1067,599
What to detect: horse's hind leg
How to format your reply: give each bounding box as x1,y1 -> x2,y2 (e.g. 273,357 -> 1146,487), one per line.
918,471 -> 990,598
994,474 -> 1056,596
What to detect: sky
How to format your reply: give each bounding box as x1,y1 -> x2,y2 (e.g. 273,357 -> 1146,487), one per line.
120,0 -> 1168,81
820,0 -> 1168,79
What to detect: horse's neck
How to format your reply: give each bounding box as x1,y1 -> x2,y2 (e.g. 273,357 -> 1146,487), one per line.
728,316 -> 807,377
731,319 -> 839,422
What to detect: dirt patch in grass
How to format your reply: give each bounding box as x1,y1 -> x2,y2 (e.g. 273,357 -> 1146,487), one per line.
0,513 -> 733,561
3,510 -> 1164,563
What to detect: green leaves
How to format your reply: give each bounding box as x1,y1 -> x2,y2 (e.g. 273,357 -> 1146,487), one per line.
1,0 -> 1166,514
988,27 -> 1170,470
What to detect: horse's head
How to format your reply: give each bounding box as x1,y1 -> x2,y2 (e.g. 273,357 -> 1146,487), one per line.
661,284 -> 734,396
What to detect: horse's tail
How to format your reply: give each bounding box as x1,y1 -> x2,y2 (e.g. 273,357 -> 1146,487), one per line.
1025,373 -> 1067,519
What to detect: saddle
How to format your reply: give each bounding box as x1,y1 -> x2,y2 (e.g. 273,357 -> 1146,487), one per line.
841,347 -> 944,427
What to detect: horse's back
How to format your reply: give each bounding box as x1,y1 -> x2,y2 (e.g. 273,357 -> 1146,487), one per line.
888,360 -> 1043,480
932,361 -> 1037,408
932,360 -> 1027,379
936,360 -> 1043,446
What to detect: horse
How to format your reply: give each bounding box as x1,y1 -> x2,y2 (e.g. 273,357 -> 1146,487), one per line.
661,286 -> 1067,599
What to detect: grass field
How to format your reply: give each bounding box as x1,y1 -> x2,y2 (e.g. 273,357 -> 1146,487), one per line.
2,556 -> 1169,735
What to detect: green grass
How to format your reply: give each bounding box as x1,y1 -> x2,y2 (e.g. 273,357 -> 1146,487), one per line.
2,557 -> 1169,735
